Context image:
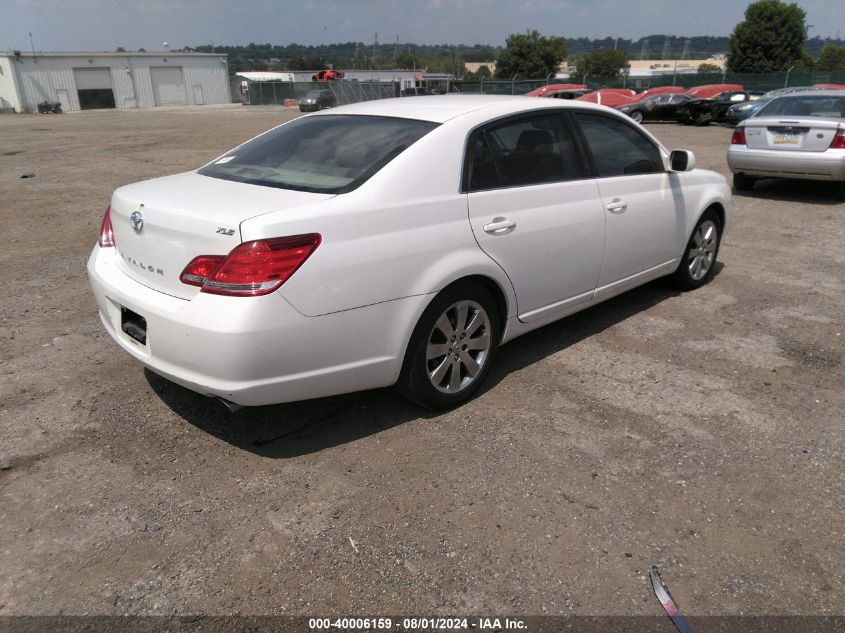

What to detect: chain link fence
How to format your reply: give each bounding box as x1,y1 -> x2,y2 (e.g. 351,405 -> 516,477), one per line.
578,70 -> 845,92
327,81 -> 399,104
248,81 -> 399,106
245,70 -> 845,106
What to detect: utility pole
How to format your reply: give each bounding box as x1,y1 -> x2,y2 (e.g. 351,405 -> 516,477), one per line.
373,31 -> 379,66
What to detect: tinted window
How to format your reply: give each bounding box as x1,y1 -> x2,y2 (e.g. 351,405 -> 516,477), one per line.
466,114 -> 581,191
757,95 -> 845,118
574,112 -> 663,177
199,115 -> 437,194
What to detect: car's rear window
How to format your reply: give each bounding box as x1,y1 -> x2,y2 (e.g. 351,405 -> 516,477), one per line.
199,115 -> 438,194
757,95 -> 845,118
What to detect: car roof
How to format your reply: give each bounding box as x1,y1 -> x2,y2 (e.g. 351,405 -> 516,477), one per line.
313,94 -> 609,123
773,89 -> 845,97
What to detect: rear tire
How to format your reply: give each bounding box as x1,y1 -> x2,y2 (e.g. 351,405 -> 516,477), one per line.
733,173 -> 755,192
669,210 -> 722,290
396,282 -> 499,409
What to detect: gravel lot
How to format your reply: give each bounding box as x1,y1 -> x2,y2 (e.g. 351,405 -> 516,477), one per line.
0,104 -> 842,622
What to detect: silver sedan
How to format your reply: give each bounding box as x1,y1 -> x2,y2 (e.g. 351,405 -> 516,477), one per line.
727,90 -> 845,198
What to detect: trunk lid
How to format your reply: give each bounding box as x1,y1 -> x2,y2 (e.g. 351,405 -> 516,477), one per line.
743,117 -> 844,152
110,171 -> 333,299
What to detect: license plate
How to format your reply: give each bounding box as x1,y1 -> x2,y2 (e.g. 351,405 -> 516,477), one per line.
773,133 -> 799,144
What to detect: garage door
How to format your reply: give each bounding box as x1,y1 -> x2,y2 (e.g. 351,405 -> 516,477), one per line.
150,67 -> 187,106
73,68 -> 115,109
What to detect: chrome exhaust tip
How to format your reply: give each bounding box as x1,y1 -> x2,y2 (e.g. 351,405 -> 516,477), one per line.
218,397 -> 244,413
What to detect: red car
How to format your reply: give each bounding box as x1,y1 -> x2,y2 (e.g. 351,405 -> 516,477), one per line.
525,84 -> 588,98
575,89 -> 637,108
632,86 -> 686,102
686,84 -> 744,98
312,69 -> 345,82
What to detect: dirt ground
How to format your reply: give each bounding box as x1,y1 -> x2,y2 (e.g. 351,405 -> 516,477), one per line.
0,104 -> 842,622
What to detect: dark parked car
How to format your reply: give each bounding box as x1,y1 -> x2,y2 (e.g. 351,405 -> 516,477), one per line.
678,91 -> 757,126
616,93 -> 694,123
298,89 -> 336,112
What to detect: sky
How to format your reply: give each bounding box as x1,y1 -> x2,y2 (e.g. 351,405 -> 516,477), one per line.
1,0 -> 842,53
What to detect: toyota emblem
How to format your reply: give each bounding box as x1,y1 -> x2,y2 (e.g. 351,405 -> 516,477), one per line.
130,210 -> 144,233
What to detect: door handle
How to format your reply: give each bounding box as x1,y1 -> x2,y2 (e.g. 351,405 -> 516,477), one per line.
606,199 -> 628,214
483,218 -> 516,234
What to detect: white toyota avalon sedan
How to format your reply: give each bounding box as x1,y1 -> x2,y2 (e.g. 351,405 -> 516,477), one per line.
88,95 -> 731,409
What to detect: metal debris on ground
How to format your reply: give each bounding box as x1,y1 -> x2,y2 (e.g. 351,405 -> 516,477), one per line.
650,566 -> 697,633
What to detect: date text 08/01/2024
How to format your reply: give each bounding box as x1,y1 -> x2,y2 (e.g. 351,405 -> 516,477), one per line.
308,617 -> 527,630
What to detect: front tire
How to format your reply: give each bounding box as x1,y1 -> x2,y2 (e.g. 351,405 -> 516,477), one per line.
630,110 -> 644,124
397,283 -> 499,409
669,211 -> 722,290
693,113 -> 712,126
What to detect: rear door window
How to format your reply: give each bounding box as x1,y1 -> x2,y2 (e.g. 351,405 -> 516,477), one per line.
573,112 -> 664,177
465,113 -> 583,191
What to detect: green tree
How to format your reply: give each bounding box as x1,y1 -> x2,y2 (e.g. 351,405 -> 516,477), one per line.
288,56 -> 325,70
352,47 -> 370,70
793,50 -> 816,71
575,49 -> 629,81
727,0 -> 807,72
816,45 -> 845,71
495,30 -> 566,79
395,52 -> 422,69
473,64 -> 493,79
697,62 -> 722,73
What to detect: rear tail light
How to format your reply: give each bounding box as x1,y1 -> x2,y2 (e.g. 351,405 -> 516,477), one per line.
98,205 -> 115,248
730,128 -> 746,145
179,255 -> 225,287
829,129 -> 845,149
179,234 -> 321,297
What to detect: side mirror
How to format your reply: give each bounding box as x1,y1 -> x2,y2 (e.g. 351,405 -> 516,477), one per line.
669,149 -> 696,172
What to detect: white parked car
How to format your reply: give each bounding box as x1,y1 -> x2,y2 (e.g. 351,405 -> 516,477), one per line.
727,90 -> 845,197
88,95 -> 731,409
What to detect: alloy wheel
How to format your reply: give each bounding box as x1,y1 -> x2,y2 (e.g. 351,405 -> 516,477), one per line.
687,220 -> 718,281
425,300 -> 491,394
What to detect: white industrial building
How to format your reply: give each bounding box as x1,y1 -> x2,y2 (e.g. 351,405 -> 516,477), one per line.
0,51 -> 230,113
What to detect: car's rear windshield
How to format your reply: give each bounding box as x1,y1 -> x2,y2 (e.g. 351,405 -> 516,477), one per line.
757,95 -> 845,118
305,91 -> 326,98
199,115 -> 438,194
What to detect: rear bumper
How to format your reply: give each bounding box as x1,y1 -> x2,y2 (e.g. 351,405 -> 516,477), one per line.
727,146 -> 845,181
87,246 -> 429,406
